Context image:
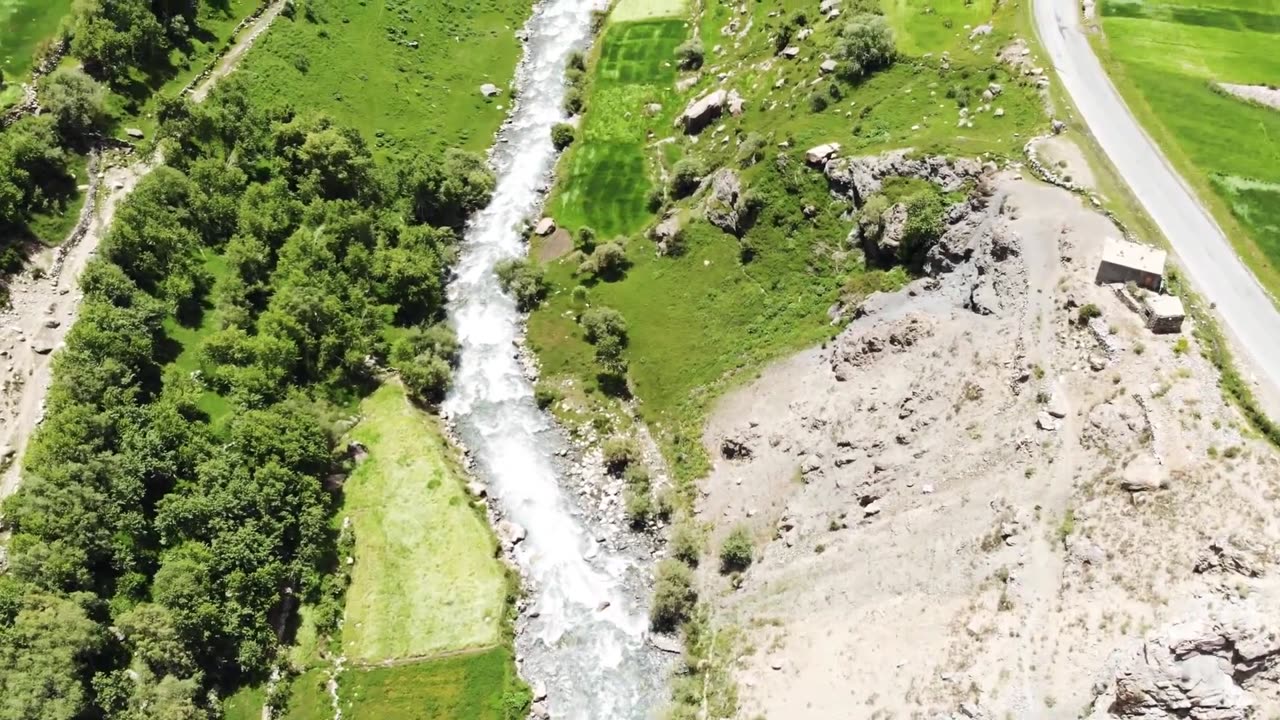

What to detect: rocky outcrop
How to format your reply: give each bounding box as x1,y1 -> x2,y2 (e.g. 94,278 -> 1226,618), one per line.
701,168 -> 745,235
828,316 -> 934,381
676,89 -> 727,134
1090,602 -> 1280,720
1195,535 -> 1271,578
825,151 -> 987,205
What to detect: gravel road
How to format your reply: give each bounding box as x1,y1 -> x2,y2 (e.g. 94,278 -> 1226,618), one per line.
1033,0 -> 1280,402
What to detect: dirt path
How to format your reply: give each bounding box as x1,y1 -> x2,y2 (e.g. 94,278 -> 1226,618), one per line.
0,0 -> 286,503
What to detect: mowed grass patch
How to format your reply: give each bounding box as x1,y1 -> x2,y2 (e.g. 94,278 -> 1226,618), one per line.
339,647 -> 528,720
282,669 -> 335,720
1096,0 -> 1280,296
340,382 -> 506,663
223,685 -> 268,720
0,0 -> 72,84
549,18 -> 689,236
612,0 -> 687,23
236,0 -> 528,156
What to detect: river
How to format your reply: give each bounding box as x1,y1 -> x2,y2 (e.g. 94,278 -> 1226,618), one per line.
442,0 -> 669,717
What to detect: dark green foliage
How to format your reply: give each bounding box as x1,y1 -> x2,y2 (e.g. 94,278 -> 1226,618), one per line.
670,158 -> 703,199
622,465 -> 652,528
577,241 -> 628,280
898,189 -> 946,265
719,525 -> 754,573
602,436 -> 640,475
650,559 -> 697,632
0,78 -> 493,717
550,122 -> 576,150
575,225 -> 597,253
834,14 -> 897,81
40,69 -> 108,147
71,0 -> 169,83
669,522 -> 702,567
1076,303 -> 1102,325
674,39 -> 704,70
496,258 -> 548,311
0,116 -> 75,228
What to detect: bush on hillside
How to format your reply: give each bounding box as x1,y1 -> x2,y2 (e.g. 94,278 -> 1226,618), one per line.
719,525 -> 754,573
40,69 -> 107,147
551,123 -> 576,150
834,14 -> 896,81
650,559 -> 697,632
675,39 -> 704,70
564,87 -> 585,115
670,158 -> 704,199
495,258 -> 548,311
575,226 -> 597,253
670,522 -> 703,567
602,436 -> 640,475
577,241 -> 628,280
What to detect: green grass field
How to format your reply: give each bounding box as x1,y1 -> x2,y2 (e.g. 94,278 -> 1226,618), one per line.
533,0 -> 1047,483
236,0 -> 529,156
336,648 -> 527,720
1095,0 -> 1280,296
549,18 -> 688,236
339,382 -> 506,663
0,0 -> 72,86
612,0 -> 687,23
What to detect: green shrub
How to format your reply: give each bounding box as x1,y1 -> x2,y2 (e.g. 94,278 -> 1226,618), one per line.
808,92 -> 829,113
670,159 -> 704,199
550,123 -> 576,150
575,225 -> 597,253
719,525 -> 754,573
577,241 -> 628,280
533,382 -> 560,410
833,14 -> 896,81
563,86 -> 584,115
670,522 -> 702,567
495,257 -> 548,311
650,559 -> 697,632
625,486 -> 653,528
602,436 -> 640,475
1076,303 -> 1102,326
675,39 -> 704,70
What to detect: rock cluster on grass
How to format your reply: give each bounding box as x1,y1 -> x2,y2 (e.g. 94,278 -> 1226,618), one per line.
823,150 -> 987,204
700,168 -> 745,235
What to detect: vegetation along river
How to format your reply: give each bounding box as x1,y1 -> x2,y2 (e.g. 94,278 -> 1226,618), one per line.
442,0 -> 668,716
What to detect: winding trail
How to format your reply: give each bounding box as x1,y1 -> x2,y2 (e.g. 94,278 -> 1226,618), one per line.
1032,0 -> 1280,404
443,0 -> 668,717
0,0 -> 287,502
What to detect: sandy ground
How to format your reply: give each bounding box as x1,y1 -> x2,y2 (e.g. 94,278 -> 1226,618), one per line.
1032,134 -> 1096,190
0,1 -> 286,503
697,173 -> 1280,719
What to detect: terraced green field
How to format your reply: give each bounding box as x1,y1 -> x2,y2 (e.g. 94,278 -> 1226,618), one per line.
1096,0 -> 1280,294
550,18 -> 688,236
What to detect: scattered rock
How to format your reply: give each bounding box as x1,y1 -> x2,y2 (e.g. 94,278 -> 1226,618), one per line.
1036,411 -> 1058,431
480,83 -> 501,97
701,168 -> 745,235
497,520 -> 527,547
819,59 -> 838,74
532,681 -> 548,702
533,217 -> 556,236
1195,535 -> 1268,578
649,633 -> 683,654
124,128 -> 144,139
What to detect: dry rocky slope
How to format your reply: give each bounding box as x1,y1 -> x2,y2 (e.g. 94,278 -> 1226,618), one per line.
698,154 -> 1280,719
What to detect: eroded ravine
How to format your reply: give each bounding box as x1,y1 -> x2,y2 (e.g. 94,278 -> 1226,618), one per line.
442,0 -> 668,717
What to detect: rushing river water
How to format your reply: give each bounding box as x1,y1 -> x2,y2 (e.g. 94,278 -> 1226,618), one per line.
442,1 -> 668,717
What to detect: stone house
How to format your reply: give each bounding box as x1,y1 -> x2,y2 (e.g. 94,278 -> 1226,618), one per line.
1095,237 -> 1166,291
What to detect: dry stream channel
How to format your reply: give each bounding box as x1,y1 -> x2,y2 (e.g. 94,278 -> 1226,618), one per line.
442,0 -> 668,716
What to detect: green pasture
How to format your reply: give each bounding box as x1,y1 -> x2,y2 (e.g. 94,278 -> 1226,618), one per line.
549,18 -> 688,236
339,382 -> 506,664
338,648 -> 528,720
1097,0 -> 1280,296
223,685 -> 269,720
0,0 -> 72,84
236,0 -> 529,156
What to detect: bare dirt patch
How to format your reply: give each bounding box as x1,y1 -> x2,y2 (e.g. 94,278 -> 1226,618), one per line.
1032,134 -> 1096,190
696,172 -> 1280,719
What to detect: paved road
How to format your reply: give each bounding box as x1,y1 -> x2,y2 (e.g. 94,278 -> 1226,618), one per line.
1032,0 -> 1280,400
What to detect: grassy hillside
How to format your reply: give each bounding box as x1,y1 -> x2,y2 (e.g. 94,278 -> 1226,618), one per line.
339,383 -> 507,663
1094,0 -> 1280,297
0,0 -> 72,89
531,0 -> 1048,484
236,0 -> 530,155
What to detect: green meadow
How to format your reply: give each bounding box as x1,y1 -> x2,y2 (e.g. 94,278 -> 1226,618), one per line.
0,0 -> 72,93
236,0 -> 530,156
550,18 -> 688,236
1096,0 -> 1280,295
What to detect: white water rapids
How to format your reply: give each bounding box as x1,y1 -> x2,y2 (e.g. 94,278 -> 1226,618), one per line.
442,1 -> 668,717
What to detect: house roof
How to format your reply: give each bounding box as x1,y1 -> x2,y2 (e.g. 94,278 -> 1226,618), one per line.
1146,293 -> 1185,318
1101,237 -> 1166,276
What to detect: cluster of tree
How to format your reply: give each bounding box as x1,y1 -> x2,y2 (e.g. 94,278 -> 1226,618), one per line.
71,0 -> 222,84
0,116 -> 75,231
0,75 -> 495,718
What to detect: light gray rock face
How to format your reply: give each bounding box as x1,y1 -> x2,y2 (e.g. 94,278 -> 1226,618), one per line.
1092,602 -> 1280,720
701,168 -> 745,235
824,150 -> 986,205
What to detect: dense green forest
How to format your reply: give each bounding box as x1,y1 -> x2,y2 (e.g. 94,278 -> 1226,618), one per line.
0,73 -> 493,718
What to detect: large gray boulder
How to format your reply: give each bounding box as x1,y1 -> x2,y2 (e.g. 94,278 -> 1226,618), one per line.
701,168 -> 744,235
676,89 -> 727,134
